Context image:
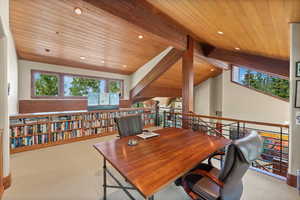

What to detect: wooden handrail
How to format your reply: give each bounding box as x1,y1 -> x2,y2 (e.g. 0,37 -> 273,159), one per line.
169,112 -> 289,128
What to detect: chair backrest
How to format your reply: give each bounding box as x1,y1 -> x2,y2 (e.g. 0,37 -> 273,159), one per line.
229,125 -> 250,140
192,124 -> 208,133
218,131 -> 263,200
114,114 -> 143,138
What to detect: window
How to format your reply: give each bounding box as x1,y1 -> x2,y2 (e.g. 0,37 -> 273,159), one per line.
108,80 -> 122,95
32,70 -> 123,98
33,72 -> 59,96
64,76 -> 106,97
232,66 -> 289,100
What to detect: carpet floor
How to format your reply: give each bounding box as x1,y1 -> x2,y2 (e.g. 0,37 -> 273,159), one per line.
3,128 -> 299,200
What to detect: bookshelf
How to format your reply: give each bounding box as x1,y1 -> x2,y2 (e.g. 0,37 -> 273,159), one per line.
9,108 -> 156,154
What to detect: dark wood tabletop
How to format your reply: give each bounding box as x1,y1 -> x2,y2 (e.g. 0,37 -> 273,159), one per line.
93,127 -> 231,198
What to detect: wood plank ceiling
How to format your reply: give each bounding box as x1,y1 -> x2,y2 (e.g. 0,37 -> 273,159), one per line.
151,56 -> 222,89
10,0 -> 224,92
147,0 -> 300,60
10,0 -> 173,75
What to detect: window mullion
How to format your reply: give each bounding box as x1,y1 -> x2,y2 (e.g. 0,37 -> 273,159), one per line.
59,74 -> 64,98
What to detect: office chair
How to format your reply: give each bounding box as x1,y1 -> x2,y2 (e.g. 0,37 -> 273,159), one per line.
181,131 -> 263,200
114,114 -> 143,138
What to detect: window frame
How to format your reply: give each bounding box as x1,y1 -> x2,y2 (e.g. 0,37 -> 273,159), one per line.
230,66 -> 289,102
31,70 -> 124,99
31,70 -> 61,99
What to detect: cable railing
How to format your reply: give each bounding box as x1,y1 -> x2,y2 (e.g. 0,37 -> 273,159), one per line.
162,111 -> 289,179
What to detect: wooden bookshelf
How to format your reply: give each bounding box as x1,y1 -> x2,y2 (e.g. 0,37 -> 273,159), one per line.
9,108 -> 156,154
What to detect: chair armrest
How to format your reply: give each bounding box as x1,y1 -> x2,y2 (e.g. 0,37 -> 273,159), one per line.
190,169 -> 224,187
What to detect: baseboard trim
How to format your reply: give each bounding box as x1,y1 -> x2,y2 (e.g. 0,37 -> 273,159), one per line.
3,174 -> 11,190
286,173 -> 297,188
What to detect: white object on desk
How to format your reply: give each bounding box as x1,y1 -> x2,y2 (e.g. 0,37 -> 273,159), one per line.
137,132 -> 160,139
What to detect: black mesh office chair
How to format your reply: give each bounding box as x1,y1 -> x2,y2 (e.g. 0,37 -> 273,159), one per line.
181,131 -> 263,200
114,114 -> 143,138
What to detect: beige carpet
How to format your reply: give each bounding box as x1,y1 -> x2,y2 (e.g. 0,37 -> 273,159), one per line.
3,129 -> 299,200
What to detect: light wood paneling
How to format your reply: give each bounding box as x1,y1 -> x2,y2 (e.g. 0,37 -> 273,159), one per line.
147,0 -> 300,60
10,0 -> 172,75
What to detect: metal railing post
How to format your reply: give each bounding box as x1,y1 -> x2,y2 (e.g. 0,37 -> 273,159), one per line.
237,122 -> 240,139
174,113 -> 177,128
280,127 -> 283,175
163,111 -> 166,128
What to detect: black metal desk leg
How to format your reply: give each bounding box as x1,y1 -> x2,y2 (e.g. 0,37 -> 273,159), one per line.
103,158 -> 107,200
146,196 -> 154,200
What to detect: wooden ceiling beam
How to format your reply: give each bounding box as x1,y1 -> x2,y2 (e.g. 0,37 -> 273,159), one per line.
201,44 -> 289,78
130,48 -> 183,99
82,0 -> 190,50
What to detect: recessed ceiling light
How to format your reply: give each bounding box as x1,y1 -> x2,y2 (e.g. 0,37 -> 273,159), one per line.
123,65 -> 127,68
138,35 -> 144,39
217,31 -> 224,35
74,7 -> 82,15
80,56 -> 86,60
235,47 -> 240,50
101,60 -> 105,63
210,68 -> 215,72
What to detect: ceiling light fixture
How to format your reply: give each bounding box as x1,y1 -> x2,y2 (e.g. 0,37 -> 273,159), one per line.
101,60 -> 105,63
235,47 -> 240,50
138,35 -> 144,39
210,68 -> 215,72
80,56 -> 86,60
123,65 -> 127,68
217,31 -> 224,35
74,7 -> 82,15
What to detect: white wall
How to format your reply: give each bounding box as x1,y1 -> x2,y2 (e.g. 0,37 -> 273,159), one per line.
211,74 -> 223,116
288,23 -> 300,176
0,0 -> 19,177
194,79 -> 212,115
222,70 -> 289,124
18,60 -> 131,100
130,47 -> 172,89
0,0 -> 18,115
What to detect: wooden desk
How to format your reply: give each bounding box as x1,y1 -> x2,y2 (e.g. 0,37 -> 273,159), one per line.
94,127 -> 231,200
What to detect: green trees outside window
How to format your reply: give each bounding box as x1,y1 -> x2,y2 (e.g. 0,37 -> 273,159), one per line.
108,80 -> 121,94
32,71 -> 122,98
232,66 -> 289,100
64,76 -> 101,96
34,73 -> 59,96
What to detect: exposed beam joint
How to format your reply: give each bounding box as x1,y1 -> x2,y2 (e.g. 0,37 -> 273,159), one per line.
200,44 -> 289,78
195,43 -> 230,70
130,48 -> 183,99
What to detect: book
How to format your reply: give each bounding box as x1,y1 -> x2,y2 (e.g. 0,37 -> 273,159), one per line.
137,132 -> 160,139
